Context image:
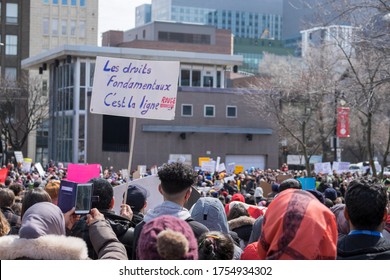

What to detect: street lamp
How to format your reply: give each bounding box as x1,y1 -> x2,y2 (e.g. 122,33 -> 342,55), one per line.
333,91 -> 348,162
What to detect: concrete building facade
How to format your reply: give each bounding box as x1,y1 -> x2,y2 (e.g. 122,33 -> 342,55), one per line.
22,45 -> 279,171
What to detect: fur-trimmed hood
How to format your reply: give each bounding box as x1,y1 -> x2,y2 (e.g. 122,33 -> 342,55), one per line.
0,234 -> 89,260
228,216 -> 255,231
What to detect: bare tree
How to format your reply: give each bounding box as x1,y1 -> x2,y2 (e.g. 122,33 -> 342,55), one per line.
0,76 -> 48,153
241,47 -> 342,174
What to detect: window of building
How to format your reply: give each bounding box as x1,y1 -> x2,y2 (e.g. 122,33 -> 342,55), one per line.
204,105 -> 215,117
192,70 -> 201,87
62,0 -> 68,4
70,20 -> 76,36
102,115 -> 129,152
5,67 -> 17,81
79,20 -> 86,38
43,18 -> 49,35
52,19 -> 59,36
80,0 -> 85,7
53,0 -> 59,4
42,80 -> 48,96
71,0 -> 77,6
6,3 -> 18,24
43,0 -> 49,4
182,104 -> 193,117
5,35 -> 17,55
61,20 -> 67,35
226,106 -> 237,118
180,69 -> 190,86
203,76 -> 213,87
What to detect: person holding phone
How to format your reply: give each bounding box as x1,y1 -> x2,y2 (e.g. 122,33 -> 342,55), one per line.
69,178 -> 136,259
0,202 -> 127,259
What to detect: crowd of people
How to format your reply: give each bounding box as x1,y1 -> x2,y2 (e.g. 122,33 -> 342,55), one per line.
0,160 -> 389,260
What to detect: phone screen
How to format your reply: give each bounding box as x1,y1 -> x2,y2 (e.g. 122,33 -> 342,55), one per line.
75,183 -> 93,215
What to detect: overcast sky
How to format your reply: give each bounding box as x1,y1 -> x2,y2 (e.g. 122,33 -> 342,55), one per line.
98,0 -> 151,44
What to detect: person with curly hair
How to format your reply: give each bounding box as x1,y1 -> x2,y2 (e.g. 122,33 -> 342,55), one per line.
132,162 -> 209,259
0,211 -> 10,237
198,231 -> 235,260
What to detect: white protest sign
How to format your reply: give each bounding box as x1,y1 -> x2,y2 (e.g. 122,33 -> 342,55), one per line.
129,174 -> 163,212
90,57 -> 180,120
14,151 -> 24,164
112,182 -> 129,215
201,160 -> 216,173
314,162 -> 332,174
332,162 -> 350,174
219,163 -> 226,172
35,162 -> 45,177
21,161 -> 32,173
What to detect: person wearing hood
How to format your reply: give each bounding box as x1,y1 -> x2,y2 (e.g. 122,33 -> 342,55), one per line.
190,196 -> 243,259
132,162 -> 209,259
0,202 -> 127,259
69,178 -> 135,259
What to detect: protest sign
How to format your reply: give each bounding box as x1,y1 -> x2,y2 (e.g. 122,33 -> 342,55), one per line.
297,177 -> 316,190
0,168 -> 8,183
67,163 -> 101,183
22,158 -> 32,173
35,162 -> 45,177
332,162 -> 350,174
201,161 -> 216,173
14,151 -> 24,164
234,165 -> 244,174
260,181 -> 272,197
314,162 -> 332,174
112,182 -> 129,215
90,57 -> 180,120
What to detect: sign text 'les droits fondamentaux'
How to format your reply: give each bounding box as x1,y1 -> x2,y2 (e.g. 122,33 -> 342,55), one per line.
90,56 -> 180,120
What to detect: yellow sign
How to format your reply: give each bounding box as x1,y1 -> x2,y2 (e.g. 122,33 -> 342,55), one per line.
198,157 -> 210,167
234,165 -> 244,174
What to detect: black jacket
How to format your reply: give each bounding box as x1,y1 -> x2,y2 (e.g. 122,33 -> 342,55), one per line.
70,209 -> 135,259
337,234 -> 390,260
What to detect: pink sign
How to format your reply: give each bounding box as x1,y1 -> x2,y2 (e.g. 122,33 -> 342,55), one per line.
66,164 -> 101,183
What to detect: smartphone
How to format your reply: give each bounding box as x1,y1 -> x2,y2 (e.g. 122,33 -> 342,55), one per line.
74,183 -> 93,215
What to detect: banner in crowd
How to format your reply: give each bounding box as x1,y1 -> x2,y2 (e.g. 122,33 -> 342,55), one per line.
337,107 -> 350,138
0,168 -> 8,183
332,161 -> 350,174
314,162 -> 332,174
90,56 -> 180,120
297,177 -> 316,190
67,163 -> 101,183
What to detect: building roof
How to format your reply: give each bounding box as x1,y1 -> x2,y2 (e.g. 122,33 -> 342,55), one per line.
22,44 -> 243,70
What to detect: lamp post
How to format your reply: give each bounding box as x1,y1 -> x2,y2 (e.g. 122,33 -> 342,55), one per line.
334,90 -> 347,162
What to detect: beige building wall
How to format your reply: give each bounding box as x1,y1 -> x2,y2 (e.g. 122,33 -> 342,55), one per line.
27,0 -> 98,162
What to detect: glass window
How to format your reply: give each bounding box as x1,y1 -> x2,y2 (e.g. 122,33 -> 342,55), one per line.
42,80 -> 48,96
71,0 -> 77,6
203,76 -> 213,87
5,67 -> 17,81
52,19 -> 59,36
53,0 -> 59,4
182,104 -> 193,117
61,20 -> 67,35
70,20 -> 76,36
79,20 -> 86,38
204,105 -> 215,117
227,106 -> 237,118
5,35 -> 17,55
192,70 -> 201,87
43,0 -> 49,4
6,3 -> 18,24
180,69 -> 190,86
80,0 -> 85,7
62,0 -> 68,5
43,18 -> 49,35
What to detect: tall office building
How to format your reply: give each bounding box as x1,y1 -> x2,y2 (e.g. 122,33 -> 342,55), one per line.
137,0 -> 284,40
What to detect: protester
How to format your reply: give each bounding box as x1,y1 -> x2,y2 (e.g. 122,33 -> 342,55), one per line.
337,179 -> 390,259
44,180 -> 61,205
69,177 -> 135,259
0,188 -> 21,229
257,189 -> 338,259
132,162 -> 209,259
0,211 -> 10,237
124,184 -> 149,225
227,203 -> 255,249
0,202 -> 127,259
137,215 -> 198,260
198,231 -> 235,260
